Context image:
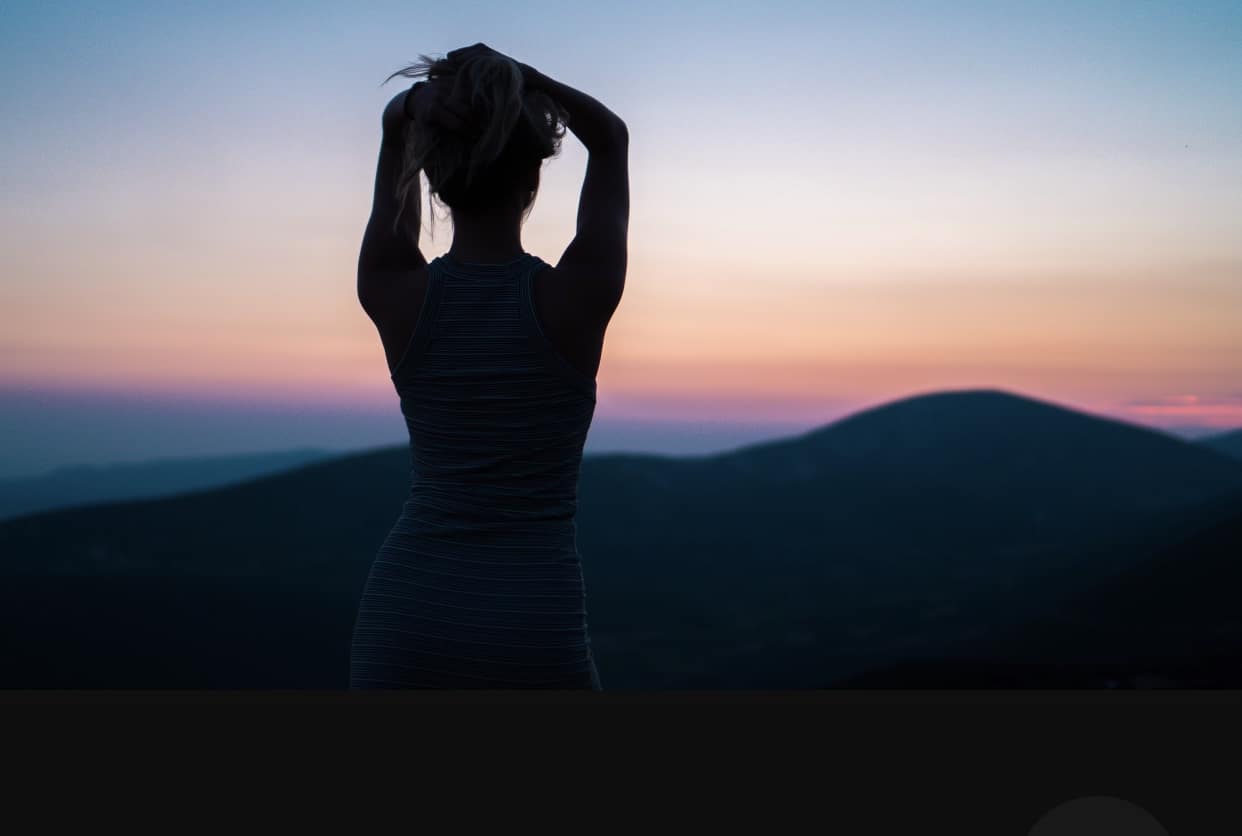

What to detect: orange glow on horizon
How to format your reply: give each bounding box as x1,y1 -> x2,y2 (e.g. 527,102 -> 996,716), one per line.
3,255 -> 1241,434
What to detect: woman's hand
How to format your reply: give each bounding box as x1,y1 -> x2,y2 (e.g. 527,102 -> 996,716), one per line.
446,42 -> 541,89
445,42 -> 506,66
385,44 -> 536,139
404,79 -> 481,137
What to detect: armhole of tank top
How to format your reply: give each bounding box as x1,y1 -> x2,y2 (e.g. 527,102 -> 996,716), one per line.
519,258 -> 598,398
389,260 -> 442,381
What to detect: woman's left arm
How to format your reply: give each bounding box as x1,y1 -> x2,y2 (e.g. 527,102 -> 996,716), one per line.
357,86 -> 426,316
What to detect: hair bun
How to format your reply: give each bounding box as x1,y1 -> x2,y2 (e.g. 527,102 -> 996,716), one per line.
385,51 -> 569,239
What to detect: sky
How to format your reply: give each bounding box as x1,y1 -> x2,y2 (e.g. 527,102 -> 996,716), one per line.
2,0 -> 1241,477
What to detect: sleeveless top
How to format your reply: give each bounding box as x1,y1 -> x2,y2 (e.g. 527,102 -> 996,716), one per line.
349,251 -> 602,689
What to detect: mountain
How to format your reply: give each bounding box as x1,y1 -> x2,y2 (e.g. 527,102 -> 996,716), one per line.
2,388 -> 1240,689
0,448 -> 335,522
576,389 -> 1242,685
1201,429 -> 1242,462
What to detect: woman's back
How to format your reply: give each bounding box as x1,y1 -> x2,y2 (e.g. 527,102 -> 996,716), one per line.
394,251 -> 596,526
349,252 -> 603,689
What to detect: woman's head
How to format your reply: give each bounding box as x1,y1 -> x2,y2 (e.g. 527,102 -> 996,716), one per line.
384,51 -> 568,238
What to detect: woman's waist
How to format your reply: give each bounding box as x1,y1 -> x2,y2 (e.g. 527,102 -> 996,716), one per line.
379,519 -> 589,587
404,481 -> 579,522
392,496 -> 582,546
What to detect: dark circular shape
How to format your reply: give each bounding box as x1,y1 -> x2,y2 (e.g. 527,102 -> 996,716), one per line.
1028,796 -> 1167,835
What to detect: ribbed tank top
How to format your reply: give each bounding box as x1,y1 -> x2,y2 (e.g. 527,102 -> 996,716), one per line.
349,251 -> 602,689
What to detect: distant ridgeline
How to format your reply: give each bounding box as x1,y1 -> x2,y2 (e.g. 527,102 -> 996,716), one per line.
1,389 -> 1240,689
1202,428 -> 1242,463
0,448 -> 334,523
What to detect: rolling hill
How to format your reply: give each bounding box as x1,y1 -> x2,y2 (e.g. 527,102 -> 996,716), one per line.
840,490 -> 1242,687
0,448 -> 334,522
2,388 -> 1240,688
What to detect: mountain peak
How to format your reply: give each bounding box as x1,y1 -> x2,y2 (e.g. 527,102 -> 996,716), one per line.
712,387 -> 1242,513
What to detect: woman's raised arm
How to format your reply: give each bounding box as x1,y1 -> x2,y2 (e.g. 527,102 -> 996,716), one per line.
529,63 -> 629,328
357,85 -> 427,319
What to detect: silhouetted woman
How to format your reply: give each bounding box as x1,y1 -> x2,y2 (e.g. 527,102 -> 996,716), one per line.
350,43 -> 628,689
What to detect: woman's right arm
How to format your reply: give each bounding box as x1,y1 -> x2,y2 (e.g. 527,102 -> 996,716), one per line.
522,63 -> 630,327
520,63 -> 628,153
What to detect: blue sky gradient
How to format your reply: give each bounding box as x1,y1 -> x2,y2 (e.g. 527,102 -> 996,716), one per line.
2,1 -> 1240,476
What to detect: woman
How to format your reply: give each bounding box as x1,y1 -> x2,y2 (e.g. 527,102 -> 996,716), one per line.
350,43 -> 629,689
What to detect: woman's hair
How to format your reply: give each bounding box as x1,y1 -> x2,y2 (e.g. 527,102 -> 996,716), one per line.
383,52 -> 569,240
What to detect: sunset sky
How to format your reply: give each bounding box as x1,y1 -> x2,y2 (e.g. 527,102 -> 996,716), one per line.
2,1 -> 1241,477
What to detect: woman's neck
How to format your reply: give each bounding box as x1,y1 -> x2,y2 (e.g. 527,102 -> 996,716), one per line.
448,208 -> 525,263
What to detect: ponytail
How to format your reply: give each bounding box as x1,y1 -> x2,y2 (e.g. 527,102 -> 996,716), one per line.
383,52 -> 568,242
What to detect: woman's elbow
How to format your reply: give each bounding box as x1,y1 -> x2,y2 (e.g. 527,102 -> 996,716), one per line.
610,116 -> 629,146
